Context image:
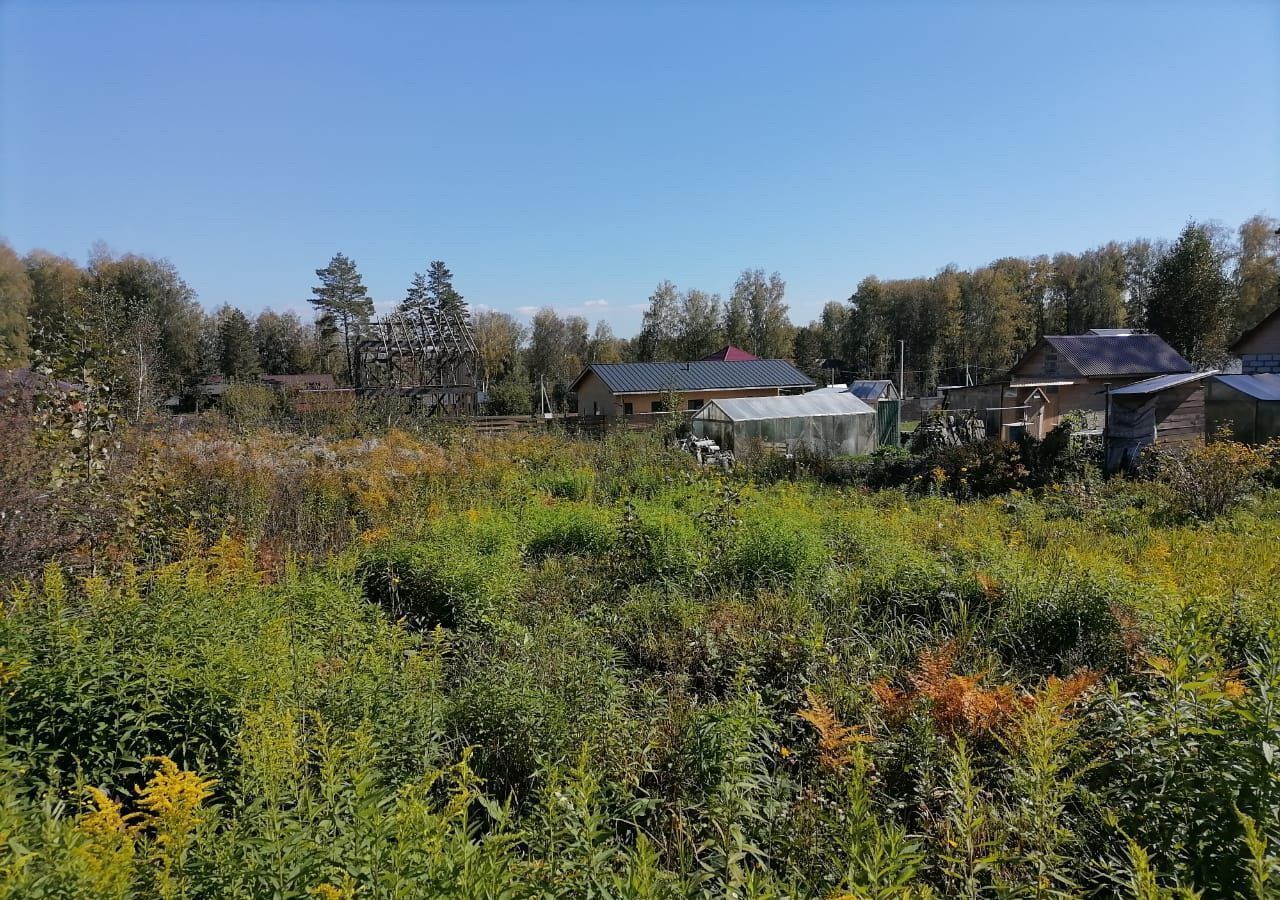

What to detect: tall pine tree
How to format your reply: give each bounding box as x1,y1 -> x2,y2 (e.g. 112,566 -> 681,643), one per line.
1146,223 -> 1234,368
402,272 -> 430,312
401,261 -> 466,320
217,307 -> 260,378
427,261 -> 466,318
309,252 -> 373,384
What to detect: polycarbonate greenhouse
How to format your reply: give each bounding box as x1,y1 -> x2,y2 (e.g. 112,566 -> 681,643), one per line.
1206,374 -> 1280,444
690,391 -> 878,457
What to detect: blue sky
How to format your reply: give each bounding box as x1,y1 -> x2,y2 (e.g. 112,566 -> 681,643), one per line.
2,1 -> 1278,334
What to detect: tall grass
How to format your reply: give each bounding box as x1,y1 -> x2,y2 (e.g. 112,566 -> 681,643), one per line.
1,425 -> 1278,896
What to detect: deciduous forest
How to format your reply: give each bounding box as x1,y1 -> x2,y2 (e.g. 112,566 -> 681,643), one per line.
2,215 -> 1277,414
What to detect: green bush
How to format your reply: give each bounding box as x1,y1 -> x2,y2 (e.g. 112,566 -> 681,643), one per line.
1144,438 -> 1265,520
446,618 -> 626,803
484,381 -> 533,416
359,517 -> 522,630
997,577 -> 1129,676
728,508 -> 827,584
627,501 -> 706,579
525,502 -> 617,558
540,467 -> 596,501
220,382 -> 282,429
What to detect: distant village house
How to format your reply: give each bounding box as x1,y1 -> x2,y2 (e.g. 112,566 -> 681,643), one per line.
569,347 -> 814,418
944,330 -> 1194,440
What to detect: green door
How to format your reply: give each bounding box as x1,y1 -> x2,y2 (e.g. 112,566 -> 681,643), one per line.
876,400 -> 901,447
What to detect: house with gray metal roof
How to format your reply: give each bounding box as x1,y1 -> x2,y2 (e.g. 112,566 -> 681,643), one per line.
569,359 -> 814,418
1005,332 -> 1194,436
942,332 -> 1197,441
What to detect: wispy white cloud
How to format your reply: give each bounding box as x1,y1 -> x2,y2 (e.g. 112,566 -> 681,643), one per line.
510,299 -> 615,318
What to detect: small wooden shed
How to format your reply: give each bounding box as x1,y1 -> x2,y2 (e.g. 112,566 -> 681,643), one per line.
1103,371 -> 1213,472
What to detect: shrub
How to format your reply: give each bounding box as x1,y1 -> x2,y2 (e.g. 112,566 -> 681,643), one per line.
728,508 -> 826,584
1018,410 -> 1099,487
625,501 -> 706,579
809,445 -> 918,489
997,577 -> 1130,676
917,441 -> 1029,499
863,445 -> 919,489
541,467 -> 596,501
359,518 -> 522,630
1256,438 -> 1280,488
220,383 -> 281,429
525,502 -> 617,558
484,381 -> 533,416
446,618 -> 625,803
1085,624 -> 1280,897
1144,437 -> 1264,520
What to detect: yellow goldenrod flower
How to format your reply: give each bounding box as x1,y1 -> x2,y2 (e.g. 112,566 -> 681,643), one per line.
80,786 -> 138,837
136,756 -> 218,826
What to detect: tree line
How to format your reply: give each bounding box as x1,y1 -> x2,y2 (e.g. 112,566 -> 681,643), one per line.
624,216 -> 1279,393
809,216 -> 1280,390
1,214 -> 1276,417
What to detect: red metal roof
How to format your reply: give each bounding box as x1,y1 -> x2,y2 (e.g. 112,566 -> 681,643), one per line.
699,345 -> 759,362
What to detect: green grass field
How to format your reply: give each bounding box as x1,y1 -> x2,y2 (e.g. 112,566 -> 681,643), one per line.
2,427 -> 1278,898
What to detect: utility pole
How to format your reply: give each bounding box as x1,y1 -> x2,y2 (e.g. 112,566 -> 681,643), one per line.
898,340 -> 906,398
539,375 -> 553,420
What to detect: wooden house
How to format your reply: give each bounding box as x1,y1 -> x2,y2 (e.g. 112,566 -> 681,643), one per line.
1004,333 -> 1194,437
569,358 -> 814,418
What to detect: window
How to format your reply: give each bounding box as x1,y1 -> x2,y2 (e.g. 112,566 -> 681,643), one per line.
1045,352 -> 1059,375
622,402 -> 633,416
652,400 -> 669,413
687,398 -> 704,411
592,402 -> 599,416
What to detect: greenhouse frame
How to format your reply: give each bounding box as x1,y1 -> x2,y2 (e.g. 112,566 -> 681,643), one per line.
1206,374 -> 1280,444
690,392 -> 878,457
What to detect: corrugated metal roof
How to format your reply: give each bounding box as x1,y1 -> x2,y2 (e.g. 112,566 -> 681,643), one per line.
1108,371 -> 1215,395
1041,334 -> 1193,377
575,359 -> 814,394
847,380 -> 898,400
809,380 -> 898,400
1214,373 -> 1280,402
694,391 -> 874,422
